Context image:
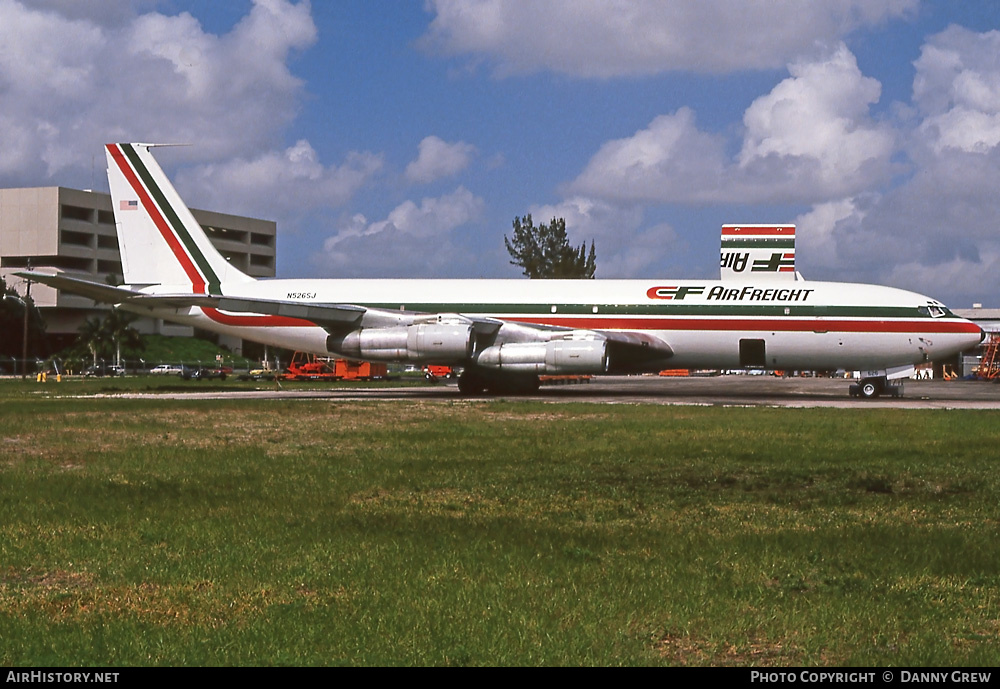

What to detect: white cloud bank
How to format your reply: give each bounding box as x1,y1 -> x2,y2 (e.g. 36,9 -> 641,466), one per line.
546,29 -> 1000,305
0,0 -> 383,224
780,26 -> 1000,306
420,0 -> 917,77
320,187 -> 485,276
0,0 -> 317,179
914,25 -> 1000,155
174,140 -> 383,220
568,44 -> 894,205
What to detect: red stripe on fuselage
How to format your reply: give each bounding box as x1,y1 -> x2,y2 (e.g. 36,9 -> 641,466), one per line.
187,312 -> 983,334
202,307 -> 315,328
721,227 -> 794,235
506,316 -> 982,334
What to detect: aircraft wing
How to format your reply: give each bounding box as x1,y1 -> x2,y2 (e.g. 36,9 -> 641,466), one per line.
19,271 -> 673,369
15,271 -> 500,333
129,294 -> 510,335
16,271 -> 368,329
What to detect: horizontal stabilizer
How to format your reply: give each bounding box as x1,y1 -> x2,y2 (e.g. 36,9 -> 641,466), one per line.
16,271 -> 369,330
15,271 -> 142,303
125,294 -> 367,328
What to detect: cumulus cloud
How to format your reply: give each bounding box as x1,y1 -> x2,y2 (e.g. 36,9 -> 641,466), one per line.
174,140 -> 383,220
738,45 -> 894,196
0,0 -> 316,184
405,135 -> 476,183
913,26 -> 1000,154
797,146 -> 1000,297
791,198 -> 862,272
554,32 -> 1000,301
320,187 -> 485,276
773,27 -> 1000,306
569,45 -> 893,205
19,0 -> 146,26
420,0 -> 917,77
567,109 -> 728,203
525,197 -> 676,277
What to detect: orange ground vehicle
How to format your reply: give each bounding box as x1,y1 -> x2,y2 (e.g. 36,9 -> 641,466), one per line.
284,352 -> 387,381
284,352 -> 338,380
422,365 -> 454,381
333,359 -> 388,381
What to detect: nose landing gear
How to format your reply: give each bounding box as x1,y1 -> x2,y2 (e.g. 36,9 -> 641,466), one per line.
849,376 -> 904,399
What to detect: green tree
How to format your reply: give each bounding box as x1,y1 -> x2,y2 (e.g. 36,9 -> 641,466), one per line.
504,215 -> 597,279
104,308 -> 144,367
0,276 -> 46,364
72,309 -> 144,368
76,316 -> 111,368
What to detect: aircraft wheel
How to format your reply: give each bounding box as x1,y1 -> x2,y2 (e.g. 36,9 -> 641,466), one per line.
519,375 -> 541,394
457,371 -> 485,395
485,373 -> 540,395
859,379 -> 881,399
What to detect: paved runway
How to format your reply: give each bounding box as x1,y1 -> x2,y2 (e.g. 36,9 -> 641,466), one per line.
102,375 -> 1000,409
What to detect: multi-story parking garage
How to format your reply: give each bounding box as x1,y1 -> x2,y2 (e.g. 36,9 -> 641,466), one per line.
0,186 -> 276,353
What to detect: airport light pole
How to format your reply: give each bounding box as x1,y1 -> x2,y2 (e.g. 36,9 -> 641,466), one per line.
2,267 -> 32,380
22,264 -> 32,380
2,292 -> 28,379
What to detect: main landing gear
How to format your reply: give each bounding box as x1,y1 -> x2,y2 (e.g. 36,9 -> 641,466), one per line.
457,367 -> 540,395
849,376 -> 904,399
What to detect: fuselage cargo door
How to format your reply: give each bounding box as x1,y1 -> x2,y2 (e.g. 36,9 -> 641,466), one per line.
739,338 -> 767,369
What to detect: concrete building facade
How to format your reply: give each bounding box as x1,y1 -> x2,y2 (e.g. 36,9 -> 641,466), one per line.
0,186 -> 276,352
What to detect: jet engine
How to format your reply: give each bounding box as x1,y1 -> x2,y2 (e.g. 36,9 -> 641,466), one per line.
475,340 -> 608,374
327,324 -> 475,363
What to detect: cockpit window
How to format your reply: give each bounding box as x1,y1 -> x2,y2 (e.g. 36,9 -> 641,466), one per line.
919,305 -> 947,318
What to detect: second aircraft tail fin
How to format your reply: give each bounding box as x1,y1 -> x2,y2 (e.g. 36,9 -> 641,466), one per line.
720,224 -> 797,281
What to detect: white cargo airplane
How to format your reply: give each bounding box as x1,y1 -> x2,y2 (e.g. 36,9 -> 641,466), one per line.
20,143 -> 984,397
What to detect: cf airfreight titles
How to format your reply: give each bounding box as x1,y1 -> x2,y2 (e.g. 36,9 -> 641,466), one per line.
647,285 -> 815,302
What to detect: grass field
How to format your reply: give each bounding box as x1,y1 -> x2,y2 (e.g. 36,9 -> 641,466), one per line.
2,379 -> 999,666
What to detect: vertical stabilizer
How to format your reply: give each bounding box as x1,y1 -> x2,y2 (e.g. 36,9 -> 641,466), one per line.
105,143 -> 253,292
720,224 -> 796,281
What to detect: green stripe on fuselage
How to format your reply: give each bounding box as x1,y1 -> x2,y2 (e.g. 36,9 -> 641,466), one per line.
343,302 -> 936,319
721,239 -> 795,248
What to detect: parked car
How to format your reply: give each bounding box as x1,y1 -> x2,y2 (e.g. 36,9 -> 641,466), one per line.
180,366 -> 233,381
149,364 -> 183,375
237,368 -> 275,381
84,364 -> 125,377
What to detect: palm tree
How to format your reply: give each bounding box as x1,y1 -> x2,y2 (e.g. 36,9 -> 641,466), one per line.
77,317 -> 110,368
103,308 -> 144,367
73,309 -> 144,372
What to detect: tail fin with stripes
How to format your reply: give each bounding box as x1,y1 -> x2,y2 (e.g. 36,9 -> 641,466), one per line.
105,143 -> 254,292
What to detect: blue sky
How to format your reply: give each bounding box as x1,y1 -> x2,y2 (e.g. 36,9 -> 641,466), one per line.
3,1 -> 1000,307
